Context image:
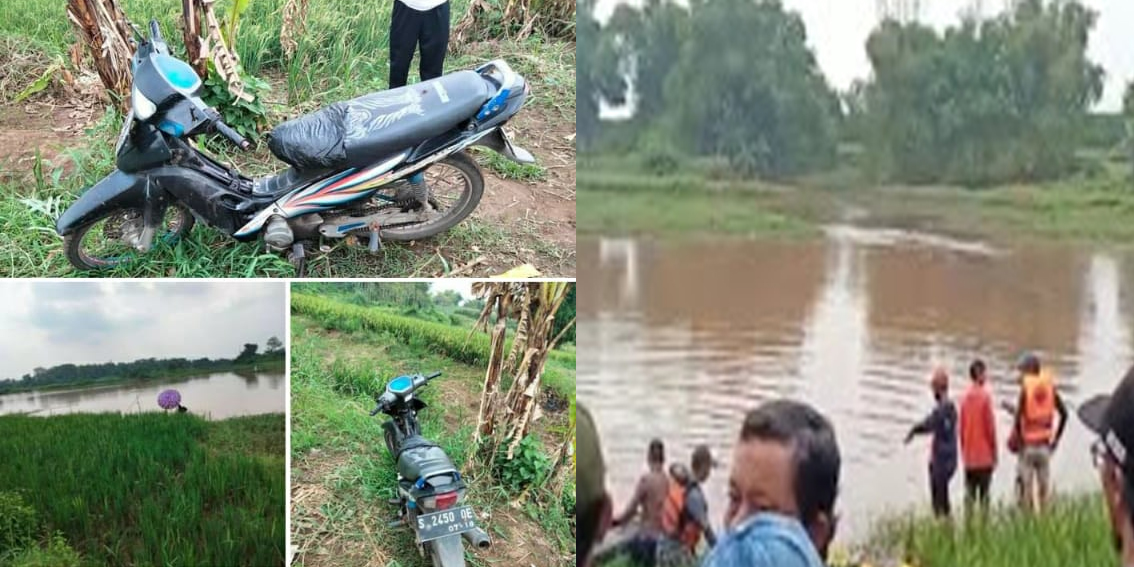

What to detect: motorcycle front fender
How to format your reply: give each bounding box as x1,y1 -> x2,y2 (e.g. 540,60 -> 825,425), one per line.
55,170 -> 154,236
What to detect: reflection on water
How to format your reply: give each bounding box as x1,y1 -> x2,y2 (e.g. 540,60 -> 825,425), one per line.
0,371 -> 286,420
578,233 -> 1134,542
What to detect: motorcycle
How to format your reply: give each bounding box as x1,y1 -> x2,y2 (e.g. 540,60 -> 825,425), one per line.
55,19 -> 535,274
369,371 -> 490,567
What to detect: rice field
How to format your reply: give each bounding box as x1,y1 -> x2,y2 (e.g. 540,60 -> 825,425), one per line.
0,412 -> 285,565
290,293 -> 577,397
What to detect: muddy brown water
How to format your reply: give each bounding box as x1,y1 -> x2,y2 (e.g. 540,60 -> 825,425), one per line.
578,227 -> 1134,543
0,370 -> 286,419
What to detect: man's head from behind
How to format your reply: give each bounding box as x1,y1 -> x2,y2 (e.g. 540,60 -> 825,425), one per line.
726,400 -> 841,560
1079,365 -> 1134,558
648,438 -> 665,471
970,359 -> 987,385
692,444 -> 715,483
577,404 -> 610,567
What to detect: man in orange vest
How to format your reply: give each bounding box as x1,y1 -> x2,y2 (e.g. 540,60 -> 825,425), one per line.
1012,353 -> 1068,512
659,445 -> 718,559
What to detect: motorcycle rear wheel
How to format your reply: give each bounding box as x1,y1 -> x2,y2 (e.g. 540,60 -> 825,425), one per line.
428,535 -> 466,567
63,205 -> 196,271
367,151 -> 484,242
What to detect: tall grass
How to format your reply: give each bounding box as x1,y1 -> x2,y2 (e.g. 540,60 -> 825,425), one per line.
858,496 -> 1114,567
0,412 -> 285,565
292,293 -> 576,369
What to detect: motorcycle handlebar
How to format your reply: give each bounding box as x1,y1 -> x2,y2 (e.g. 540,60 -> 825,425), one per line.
214,120 -> 251,150
425,371 -> 442,380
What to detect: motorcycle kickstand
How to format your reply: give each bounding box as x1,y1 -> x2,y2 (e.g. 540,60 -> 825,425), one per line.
367,223 -> 384,255
288,242 -> 307,276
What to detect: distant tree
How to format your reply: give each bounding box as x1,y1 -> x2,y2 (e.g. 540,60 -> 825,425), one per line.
236,343 -> 259,362
860,1 -> 1103,184
1125,82 -> 1134,181
663,0 -> 838,177
433,290 -> 463,308
265,337 -> 283,353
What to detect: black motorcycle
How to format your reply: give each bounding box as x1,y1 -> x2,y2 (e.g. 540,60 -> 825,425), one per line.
55,20 -> 534,273
369,371 -> 490,567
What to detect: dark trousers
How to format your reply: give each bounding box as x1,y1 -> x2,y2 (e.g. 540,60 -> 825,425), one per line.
389,0 -> 450,88
929,462 -> 955,517
965,467 -> 993,509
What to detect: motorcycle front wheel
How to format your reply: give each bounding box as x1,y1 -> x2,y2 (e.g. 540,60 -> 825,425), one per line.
62,205 -> 196,271
372,151 -> 484,242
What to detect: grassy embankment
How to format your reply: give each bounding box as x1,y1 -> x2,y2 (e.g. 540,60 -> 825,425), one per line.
0,412 -> 285,566
0,357 -> 285,396
290,293 -> 575,567
578,151 -> 1134,245
0,0 -> 574,277
838,495 -> 1113,567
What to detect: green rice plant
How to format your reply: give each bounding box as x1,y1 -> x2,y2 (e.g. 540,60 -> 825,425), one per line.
859,495 -> 1114,567
292,293 -> 577,369
0,412 -> 285,566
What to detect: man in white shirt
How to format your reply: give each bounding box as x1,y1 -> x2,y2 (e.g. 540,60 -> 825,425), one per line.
389,0 -> 450,88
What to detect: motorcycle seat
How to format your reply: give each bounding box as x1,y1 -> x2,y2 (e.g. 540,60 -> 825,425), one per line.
396,435 -> 457,483
267,71 -> 493,171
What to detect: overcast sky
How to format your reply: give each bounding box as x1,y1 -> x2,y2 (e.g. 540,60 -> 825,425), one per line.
429,281 -> 473,300
594,0 -> 1133,111
0,281 -> 286,380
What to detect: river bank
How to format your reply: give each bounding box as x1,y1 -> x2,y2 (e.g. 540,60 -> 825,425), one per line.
0,358 -> 285,396
578,158 -> 1134,246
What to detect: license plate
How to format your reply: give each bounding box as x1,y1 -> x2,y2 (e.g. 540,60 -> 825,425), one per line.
415,506 -> 477,543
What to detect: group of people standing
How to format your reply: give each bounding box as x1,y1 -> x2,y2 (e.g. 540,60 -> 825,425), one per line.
576,361 -> 1134,567
904,353 -> 1068,518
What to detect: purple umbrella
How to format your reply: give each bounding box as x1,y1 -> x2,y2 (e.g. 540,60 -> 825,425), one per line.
158,389 -> 181,410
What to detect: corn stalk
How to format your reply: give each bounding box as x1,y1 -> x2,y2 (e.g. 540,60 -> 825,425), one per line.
182,0 -> 253,101
66,0 -> 134,105
467,282 -> 574,475
451,0 -> 576,52
280,0 -> 309,60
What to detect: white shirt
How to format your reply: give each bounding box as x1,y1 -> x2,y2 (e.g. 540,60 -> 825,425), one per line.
398,0 -> 447,11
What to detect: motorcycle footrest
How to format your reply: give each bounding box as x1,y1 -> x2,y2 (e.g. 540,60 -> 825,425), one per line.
387,518 -> 405,528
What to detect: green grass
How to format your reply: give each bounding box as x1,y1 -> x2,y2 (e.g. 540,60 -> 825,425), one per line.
290,305 -> 575,566
850,495 -> 1114,567
0,412 -> 285,566
579,153 -> 1134,244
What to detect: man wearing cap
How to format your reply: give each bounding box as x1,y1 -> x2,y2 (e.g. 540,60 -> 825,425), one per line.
905,366 -> 958,518
1013,353 -> 1068,512
1079,365 -> 1134,566
577,403 -> 612,567
705,400 -> 840,567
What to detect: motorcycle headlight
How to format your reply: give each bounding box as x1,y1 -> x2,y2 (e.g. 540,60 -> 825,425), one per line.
132,87 -> 156,120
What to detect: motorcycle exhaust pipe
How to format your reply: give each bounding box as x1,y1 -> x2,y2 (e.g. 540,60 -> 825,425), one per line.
462,527 -> 491,549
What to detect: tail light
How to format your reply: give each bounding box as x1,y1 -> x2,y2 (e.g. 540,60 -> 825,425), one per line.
435,491 -> 458,510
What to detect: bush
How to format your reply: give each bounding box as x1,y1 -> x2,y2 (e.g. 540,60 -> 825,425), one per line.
200,64 -> 271,140
0,491 -> 36,552
495,435 -> 552,491
7,533 -> 81,567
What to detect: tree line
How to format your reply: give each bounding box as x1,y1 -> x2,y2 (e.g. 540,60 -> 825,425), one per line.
0,339 -> 284,394
580,0 -> 1133,185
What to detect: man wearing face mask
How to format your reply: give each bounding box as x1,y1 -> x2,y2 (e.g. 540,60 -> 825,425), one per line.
704,400 -> 841,567
1078,365 -> 1134,567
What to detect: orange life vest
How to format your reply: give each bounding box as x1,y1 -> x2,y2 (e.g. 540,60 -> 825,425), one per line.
1021,371 -> 1056,445
660,477 -> 700,552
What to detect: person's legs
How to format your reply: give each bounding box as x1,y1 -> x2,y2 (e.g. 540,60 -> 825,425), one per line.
930,463 -> 950,517
964,469 -> 978,510
1034,446 -> 1052,511
975,468 -> 992,509
1018,452 -> 1035,511
418,0 -> 450,81
388,1 -> 420,88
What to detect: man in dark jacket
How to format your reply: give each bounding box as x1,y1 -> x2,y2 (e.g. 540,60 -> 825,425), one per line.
906,366 -> 959,518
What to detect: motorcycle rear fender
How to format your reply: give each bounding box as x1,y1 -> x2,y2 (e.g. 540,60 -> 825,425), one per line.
56,170 -> 166,236
427,535 -> 465,566
472,128 -> 535,164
